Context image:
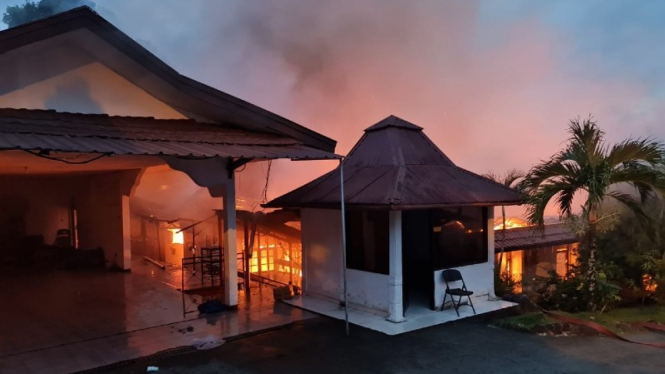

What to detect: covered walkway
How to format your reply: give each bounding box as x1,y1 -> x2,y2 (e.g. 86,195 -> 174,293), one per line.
0,256 -> 315,374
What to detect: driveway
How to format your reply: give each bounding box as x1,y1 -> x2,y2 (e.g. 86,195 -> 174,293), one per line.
97,316 -> 665,374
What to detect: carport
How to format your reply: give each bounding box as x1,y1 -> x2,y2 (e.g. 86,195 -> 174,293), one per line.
0,109 -> 335,372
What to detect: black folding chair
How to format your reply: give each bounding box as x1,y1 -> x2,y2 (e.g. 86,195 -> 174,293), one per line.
441,269 -> 476,317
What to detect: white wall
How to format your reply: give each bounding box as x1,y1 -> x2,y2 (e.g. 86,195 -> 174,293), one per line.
347,269 -> 390,312
301,208 -> 342,300
301,208 -> 391,313
0,44 -> 184,119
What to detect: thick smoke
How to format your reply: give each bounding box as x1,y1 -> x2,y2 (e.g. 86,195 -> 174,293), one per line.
5,0 -> 664,218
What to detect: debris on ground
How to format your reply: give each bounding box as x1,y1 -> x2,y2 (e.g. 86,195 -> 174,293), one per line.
191,334 -> 225,350
197,299 -> 227,314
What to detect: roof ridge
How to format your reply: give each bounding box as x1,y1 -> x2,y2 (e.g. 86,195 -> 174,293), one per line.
364,115 -> 424,132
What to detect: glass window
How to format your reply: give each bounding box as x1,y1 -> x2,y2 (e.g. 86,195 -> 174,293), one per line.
346,210 -> 389,274
431,207 -> 487,269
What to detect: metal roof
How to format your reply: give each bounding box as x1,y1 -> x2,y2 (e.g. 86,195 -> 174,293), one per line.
0,109 -> 338,160
494,224 -> 578,252
0,6 -> 336,152
265,115 -> 523,209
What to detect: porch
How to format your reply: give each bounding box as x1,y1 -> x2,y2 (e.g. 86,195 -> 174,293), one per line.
285,294 -> 515,335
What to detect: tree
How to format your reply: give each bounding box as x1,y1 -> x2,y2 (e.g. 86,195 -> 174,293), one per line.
522,117 -> 665,310
2,0 -> 96,28
483,169 -> 525,270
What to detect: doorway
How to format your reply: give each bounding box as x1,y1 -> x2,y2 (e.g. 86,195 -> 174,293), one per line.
401,210 -> 435,317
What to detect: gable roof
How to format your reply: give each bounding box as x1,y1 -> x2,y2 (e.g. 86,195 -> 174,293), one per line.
0,6 -> 335,152
0,108 -> 336,160
265,115 -> 523,210
494,224 -> 578,252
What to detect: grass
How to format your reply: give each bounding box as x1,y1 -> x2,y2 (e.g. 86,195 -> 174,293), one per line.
568,305 -> 665,332
494,305 -> 665,334
492,312 -> 557,333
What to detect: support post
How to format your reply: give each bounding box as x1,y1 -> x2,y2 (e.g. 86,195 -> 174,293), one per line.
388,210 -> 405,322
120,195 -> 132,270
487,207 -> 497,299
340,158 -> 350,335
222,182 -> 238,307
243,218 -> 251,291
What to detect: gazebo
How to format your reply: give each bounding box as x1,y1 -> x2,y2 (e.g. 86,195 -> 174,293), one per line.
266,115 -> 522,333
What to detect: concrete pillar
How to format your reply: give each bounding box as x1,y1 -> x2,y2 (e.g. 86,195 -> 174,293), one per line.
120,195 -> 132,270
487,207 -> 497,298
222,181 -> 238,307
388,210 -> 405,322
160,156 -> 241,307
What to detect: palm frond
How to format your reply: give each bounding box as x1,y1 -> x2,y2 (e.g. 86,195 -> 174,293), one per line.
608,138 -> 664,167
606,191 -> 651,224
482,169 -> 525,189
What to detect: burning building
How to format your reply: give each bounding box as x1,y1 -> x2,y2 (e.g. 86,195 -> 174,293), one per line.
494,223 -> 579,293
0,7 -> 335,369
265,115 -> 523,333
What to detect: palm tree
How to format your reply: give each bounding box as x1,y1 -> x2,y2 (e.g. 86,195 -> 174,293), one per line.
522,117 -> 665,309
483,169 -> 525,269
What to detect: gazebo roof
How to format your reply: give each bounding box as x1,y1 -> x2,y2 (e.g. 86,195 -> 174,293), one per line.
265,115 -> 523,210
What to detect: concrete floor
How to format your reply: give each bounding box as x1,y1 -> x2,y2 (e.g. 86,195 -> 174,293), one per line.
285,293 -> 515,335
0,256 -> 314,374
104,316 -> 665,374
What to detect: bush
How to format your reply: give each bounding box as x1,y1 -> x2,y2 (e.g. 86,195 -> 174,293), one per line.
536,267 -> 621,313
495,268 -> 522,297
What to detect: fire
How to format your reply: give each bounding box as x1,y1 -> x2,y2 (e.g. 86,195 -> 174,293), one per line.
168,228 -> 184,244
494,217 -> 528,230
643,274 -> 658,293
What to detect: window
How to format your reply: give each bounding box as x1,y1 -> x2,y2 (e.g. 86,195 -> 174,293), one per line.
346,210 -> 389,274
431,207 -> 487,269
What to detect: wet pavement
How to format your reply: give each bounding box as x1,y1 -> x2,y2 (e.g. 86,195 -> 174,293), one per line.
0,257 -> 314,374
102,316 -> 665,374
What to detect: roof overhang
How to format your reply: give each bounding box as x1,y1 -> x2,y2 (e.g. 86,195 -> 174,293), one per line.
263,201 -> 522,210
0,109 -> 340,161
496,238 -> 579,252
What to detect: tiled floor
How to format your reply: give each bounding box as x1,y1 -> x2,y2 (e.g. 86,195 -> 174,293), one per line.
285,294 -> 516,335
0,257 -> 315,374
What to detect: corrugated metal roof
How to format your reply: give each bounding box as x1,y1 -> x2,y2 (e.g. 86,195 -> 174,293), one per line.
494,224 -> 578,251
0,109 -> 338,160
265,115 -> 523,209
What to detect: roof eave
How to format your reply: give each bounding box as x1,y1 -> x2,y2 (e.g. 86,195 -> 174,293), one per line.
263,200 -> 523,210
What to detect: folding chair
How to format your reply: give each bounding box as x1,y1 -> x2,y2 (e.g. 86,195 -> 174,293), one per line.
441,269 -> 476,317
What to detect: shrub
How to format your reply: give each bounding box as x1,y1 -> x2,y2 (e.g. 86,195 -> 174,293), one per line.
537,267 -> 621,313
495,268 -> 522,297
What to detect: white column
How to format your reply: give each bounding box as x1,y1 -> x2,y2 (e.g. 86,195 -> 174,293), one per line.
487,207 -> 497,298
388,210 -> 405,322
120,195 -> 132,270
222,181 -> 238,307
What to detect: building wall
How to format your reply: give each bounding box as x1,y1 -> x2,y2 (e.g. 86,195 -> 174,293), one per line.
301,208 -> 390,312
495,242 -> 579,294
0,47 -> 191,268
0,172 -> 135,267
347,269 -> 390,312
0,55 -> 184,119
0,176 -> 75,245
301,208 -> 342,301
